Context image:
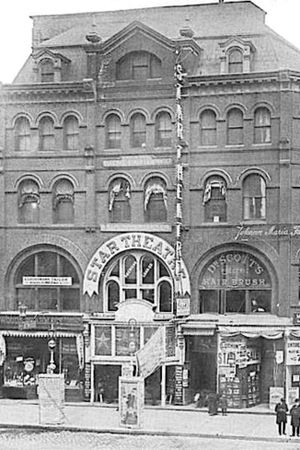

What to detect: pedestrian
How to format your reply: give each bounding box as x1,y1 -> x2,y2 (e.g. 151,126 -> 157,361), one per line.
290,399 -> 300,437
275,397 -> 288,435
219,393 -> 228,416
206,391 -> 218,416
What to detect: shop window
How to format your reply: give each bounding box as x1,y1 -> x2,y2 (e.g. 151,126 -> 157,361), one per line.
130,113 -> 146,148
15,117 -> 31,151
15,251 -> 80,311
228,49 -> 243,73
39,116 -> 55,151
40,59 -> 54,83
200,110 -> 217,146
203,176 -> 227,223
249,290 -> 271,313
18,179 -> 40,224
144,178 -> 167,222
63,116 -> 79,150
227,108 -> 243,145
105,114 -> 121,149
254,107 -> 271,144
155,112 -> 172,147
243,174 -> 266,220
199,251 -> 272,315
103,251 -> 173,313
53,179 -> 74,224
95,326 -> 112,356
116,51 -> 161,81
108,178 -> 131,222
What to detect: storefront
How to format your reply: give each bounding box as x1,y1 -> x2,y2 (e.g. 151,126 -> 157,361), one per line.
0,313 -> 85,401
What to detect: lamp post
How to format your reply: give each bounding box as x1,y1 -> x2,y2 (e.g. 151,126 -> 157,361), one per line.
128,318 -> 137,377
47,321 -> 56,374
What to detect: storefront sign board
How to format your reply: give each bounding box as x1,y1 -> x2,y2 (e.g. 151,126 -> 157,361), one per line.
0,314 -> 84,331
38,374 -> 65,425
119,377 -> 144,428
174,365 -> 183,405
176,296 -> 190,317
83,233 -> 190,298
23,277 -> 72,286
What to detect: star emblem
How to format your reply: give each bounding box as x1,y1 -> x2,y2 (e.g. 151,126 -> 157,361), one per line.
96,331 -> 110,350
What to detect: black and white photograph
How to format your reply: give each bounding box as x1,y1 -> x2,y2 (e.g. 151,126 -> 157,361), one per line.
1,0 -> 300,448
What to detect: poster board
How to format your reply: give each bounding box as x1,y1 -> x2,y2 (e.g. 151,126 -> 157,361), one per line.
288,387 -> 299,408
119,377 -> 144,428
269,386 -> 284,410
38,374 -> 65,425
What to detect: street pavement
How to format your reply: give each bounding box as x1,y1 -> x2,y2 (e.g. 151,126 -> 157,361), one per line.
0,399 -> 298,445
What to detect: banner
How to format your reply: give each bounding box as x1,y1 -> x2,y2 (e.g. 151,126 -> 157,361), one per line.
136,327 -> 165,378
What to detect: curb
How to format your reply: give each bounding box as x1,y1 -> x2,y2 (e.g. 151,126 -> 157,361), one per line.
0,423 -> 295,443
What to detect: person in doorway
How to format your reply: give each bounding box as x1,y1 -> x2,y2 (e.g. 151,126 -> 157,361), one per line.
96,379 -> 104,403
290,399 -> 300,437
275,398 -> 288,435
219,393 -> 228,416
206,392 -> 218,416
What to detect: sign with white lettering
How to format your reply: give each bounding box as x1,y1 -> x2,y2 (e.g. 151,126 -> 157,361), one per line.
23,277 -> 72,286
83,233 -> 190,297
199,251 -> 271,289
234,225 -> 300,241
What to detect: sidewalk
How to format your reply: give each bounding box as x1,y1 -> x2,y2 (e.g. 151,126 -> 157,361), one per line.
0,399 -> 297,443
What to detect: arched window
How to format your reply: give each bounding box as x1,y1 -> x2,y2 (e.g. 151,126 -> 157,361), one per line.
199,251 -> 272,314
18,180 -> 40,224
130,113 -> 146,148
15,251 -> 80,311
144,178 -> 167,222
200,110 -> 217,146
155,112 -> 172,147
40,59 -> 54,83
203,176 -> 227,223
105,114 -> 121,149
116,51 -> 161,80
108,178 -> 131,223
103,251 -> 172,313
39,117 -> 55,151
15,117 -> 31,151
228,49 -> 243,73
254,107 -> 271,143
63,116 -> 79,150
227,108 -> 243,145
243,174 -> 266,220
53,179 -> 74,224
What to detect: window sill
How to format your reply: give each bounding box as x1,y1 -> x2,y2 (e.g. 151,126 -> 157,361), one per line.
200,222 -> 229,227
240,220 -> 266,225
100,223 -> 172,232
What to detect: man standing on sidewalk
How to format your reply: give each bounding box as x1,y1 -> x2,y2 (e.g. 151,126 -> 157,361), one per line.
290,399 -> 300,437
275,398 -> 288,435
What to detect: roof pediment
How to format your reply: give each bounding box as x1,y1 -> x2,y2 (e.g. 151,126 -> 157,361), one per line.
32,49 -> 71,64
219,36 -> 256,53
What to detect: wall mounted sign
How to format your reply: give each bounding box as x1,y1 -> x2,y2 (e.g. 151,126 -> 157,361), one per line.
199,251 -> 271,289
23,277 -> 72,286
234,225 -> 300,241
83,233 -> 191,297
287,340 -> 300,365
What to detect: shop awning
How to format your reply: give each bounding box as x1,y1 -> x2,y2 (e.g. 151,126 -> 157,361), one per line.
219,326 -> 284,339
1,330 -> 79,338
182,323 -> 216,336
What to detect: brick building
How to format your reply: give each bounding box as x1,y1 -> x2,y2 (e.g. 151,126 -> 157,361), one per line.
1,0 -> 300,407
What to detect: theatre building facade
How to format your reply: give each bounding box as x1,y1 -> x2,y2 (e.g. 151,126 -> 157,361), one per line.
2,1 -> 300,407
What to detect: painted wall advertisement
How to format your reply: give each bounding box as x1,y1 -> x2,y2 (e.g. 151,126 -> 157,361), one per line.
119,377 -> 144,428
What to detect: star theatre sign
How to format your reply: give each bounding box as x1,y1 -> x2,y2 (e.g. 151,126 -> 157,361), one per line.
199,251 -> 271,289
83,233 -> 191,297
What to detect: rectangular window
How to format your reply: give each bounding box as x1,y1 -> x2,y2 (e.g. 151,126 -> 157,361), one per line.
225,290 -> 246,313
199,290 -> 220,313
95,326 -> 112,356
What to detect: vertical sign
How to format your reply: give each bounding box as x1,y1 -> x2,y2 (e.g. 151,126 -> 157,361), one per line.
174,365 -> 183,405
174,48 -> 189,316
